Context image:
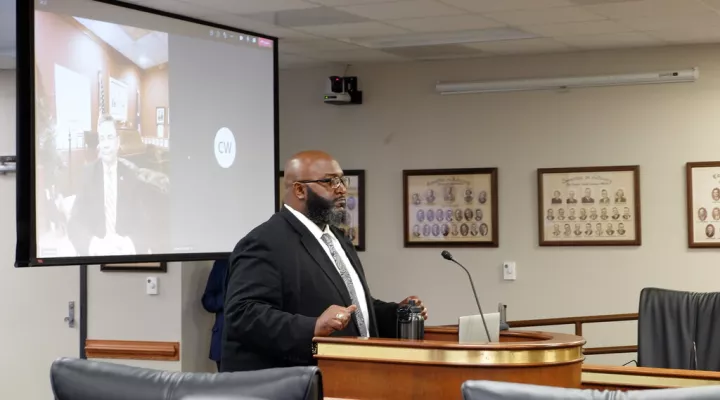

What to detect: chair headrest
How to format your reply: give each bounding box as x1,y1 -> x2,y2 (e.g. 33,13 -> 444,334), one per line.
50,357 -> 322,400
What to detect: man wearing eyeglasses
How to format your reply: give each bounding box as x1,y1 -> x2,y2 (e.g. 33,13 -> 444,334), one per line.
221,150 -> 428,372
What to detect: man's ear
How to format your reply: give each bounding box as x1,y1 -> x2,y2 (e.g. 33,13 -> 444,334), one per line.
294,183 -> 306,200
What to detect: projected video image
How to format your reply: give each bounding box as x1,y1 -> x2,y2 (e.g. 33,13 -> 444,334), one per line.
30,0 -> 277,263
34,11 -> 171,257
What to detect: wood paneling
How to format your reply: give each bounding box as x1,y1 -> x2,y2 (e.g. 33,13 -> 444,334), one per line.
426,312 -> 640,356
581,364 -> 720,390
85,339 -> 179,361
320,358 -> 581,400
314,331 -> 585,400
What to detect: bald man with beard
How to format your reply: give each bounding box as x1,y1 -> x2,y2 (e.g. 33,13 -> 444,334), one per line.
221,151 -> 428,372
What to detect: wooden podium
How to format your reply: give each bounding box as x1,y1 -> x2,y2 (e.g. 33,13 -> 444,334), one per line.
313,326 -> 585,400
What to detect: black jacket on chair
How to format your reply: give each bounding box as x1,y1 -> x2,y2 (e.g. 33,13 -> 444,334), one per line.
221,206 -> 398,372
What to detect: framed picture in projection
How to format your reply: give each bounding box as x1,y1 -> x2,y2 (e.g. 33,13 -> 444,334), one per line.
686,161 -> 720,248
100,262 -> 167,272
278,170 -> 366,251
537,165 -> 641,246
403,168 -> 499,248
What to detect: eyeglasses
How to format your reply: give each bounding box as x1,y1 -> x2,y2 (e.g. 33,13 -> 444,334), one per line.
296,176 -> 349,189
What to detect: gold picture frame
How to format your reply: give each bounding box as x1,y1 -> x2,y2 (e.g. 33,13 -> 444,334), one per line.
403,168 -> 499,248
538,165 -> 641,246
686,161 -> 720,248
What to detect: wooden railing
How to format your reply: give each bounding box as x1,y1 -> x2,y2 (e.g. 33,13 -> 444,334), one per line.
508,313 -> 639,356
85,339 -> 180,361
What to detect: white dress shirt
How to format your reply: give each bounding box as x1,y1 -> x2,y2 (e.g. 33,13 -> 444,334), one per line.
284,204 -> 370,337
102,161 -> 118,236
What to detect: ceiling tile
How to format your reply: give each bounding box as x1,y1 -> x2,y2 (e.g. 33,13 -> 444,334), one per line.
521,20 -> 632,37
181,0 -> 318,14
646,26 -> 720,44
465,38 -> 573,54
486,6 -> 606,25
278,53 -> 329,68
309,48 -> 409,62
337,0 -> 464,21
348,27 -> 538,48
200,14 -> 316,38
439,0 -> 573,12
705,0 -> 720,11
279,38 -> 363,53
386,14 -> 505,32
585,0 -> 713,19
382,44 -> 485,59
554,32 -> 666,49
295,21 -> 409,38
307,0 -> 398,6
246,7 -> 369,27
616,14 -> 720,32
568,0 -> 638,5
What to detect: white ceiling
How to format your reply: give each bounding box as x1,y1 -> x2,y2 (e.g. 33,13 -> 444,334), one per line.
74,17 -> 169,69
3,0 -> 720,69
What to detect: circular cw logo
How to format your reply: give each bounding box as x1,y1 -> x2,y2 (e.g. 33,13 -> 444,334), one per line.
214,127 -> 236,168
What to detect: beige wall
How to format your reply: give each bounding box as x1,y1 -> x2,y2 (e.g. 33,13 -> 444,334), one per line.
279,43 -> 720,365
87,261 -> 216,372
0,70 -> 81,398
87,262 -> 183,370
181,261 -> 216,373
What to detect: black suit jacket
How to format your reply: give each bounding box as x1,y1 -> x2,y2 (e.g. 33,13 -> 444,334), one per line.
221,206 -> 398,372
68,159 -> 162,255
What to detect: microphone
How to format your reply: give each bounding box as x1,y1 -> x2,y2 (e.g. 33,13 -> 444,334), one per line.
441,250 -> 492,342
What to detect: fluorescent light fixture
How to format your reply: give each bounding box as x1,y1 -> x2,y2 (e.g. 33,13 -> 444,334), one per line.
435,67 -> 699,95
349,27 -> 537,49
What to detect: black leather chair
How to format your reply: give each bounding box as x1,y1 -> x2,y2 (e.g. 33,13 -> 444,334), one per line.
637,287 -> 720,371
461,380 -> 720,400
50,357 -> 323,400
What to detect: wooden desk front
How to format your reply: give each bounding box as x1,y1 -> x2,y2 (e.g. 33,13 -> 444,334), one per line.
313,330 -> 585,400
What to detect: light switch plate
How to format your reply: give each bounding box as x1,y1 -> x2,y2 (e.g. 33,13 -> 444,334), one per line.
146,276 -> 158,295
503,262 -> 516,281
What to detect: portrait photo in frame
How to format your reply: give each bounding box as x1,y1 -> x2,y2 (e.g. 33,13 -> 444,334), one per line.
537,165 -> 641,246
403,168 -> 499,248
155,107 -> 165,125
278,170 -> 366,251
100,262 -> 167,272
685,161 -> 720,248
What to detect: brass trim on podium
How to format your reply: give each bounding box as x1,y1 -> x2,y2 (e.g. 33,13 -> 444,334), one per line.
315,342 -> 584,366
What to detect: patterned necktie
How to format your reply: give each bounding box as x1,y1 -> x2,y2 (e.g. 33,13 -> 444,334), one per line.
104,165 -> 117,236
320,233 -> 368,337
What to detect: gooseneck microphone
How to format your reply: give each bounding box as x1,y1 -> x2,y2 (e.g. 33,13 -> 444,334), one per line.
441,250 -> 492,342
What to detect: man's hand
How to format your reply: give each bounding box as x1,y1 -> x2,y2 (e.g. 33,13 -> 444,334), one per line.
400,296 -> 428,320
314,304 -> 358,336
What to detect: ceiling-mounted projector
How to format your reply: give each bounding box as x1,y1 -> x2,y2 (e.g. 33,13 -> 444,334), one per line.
324,76 -> 362,105
435,67 -> 699,95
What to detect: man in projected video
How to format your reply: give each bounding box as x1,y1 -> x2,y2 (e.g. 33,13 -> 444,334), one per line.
68,114 -> 162,256
221,150 -> 428,372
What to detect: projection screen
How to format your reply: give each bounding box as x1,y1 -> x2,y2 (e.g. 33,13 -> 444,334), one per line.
15,0 -> 279,267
